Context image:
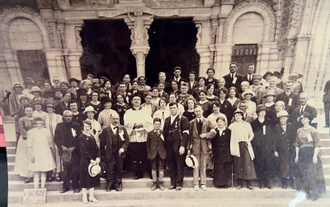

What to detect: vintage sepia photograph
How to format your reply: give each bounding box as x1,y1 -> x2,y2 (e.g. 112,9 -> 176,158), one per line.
0,0 -> 329,206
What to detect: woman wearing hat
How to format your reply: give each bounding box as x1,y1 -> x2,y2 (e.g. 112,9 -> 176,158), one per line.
27,117 -> 56,189
210,115 -> 232,188
260,71 -> 272,89
69,78 -> 81,92
273,110 -> 297,189
14,104 -> 34,183
30,86 -> 45,103
32,100 -> 47,121
289,73 -> 303,96
44,101 -> 63,182
22,78 -> 35,100
263,91 -> 277,125
84,106 -> 102,148
241,89 -> 257,118
275,101 -> 286,122
228,109 -> 257,190
294,112 -> 326,201
9,82 -> 24,117
251,105 -> 275,189
79,120 -> 101,203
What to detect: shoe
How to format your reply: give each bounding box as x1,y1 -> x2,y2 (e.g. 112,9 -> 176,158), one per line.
106,184 -> 111,192
60,188 -> 69,193
236,185 -> 243,190
168,185 -> 176,190
47,177 -> 53,182
25,177 -> 33,183
247,185 -> 254,190
74,188 -> 81,193
115,184 -> 122,192
265,184 -> 272,189
151,182 -> 157,191
133,175 -> 142,180
175,186 -> 182,191
223,185 -> 229,189
201,185 -> 207,191
89,197 -> 99,203
282,184 -> 287,189
194,185 -> 199,191
259,183 -> 264,189
82,197 -> 88,204
311,194 -> 319,201
158,181 -> 164,191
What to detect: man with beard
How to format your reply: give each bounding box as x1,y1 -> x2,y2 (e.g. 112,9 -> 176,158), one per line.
54,110 -> 82,193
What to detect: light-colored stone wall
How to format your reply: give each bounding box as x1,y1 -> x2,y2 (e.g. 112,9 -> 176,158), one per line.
8,17 -> 44,50
232,12 -> 264,44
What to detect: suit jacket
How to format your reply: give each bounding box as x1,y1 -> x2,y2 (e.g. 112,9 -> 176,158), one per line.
163,115 -> 189,154
323,80 -> 330,103
188,117 -> 216,155
242,74 -> 254,85
276,92 -> 299,115
188,81 -> 199,94
99,125 -> 130,162
154,82 -> 171,93
146,130 -> 167,160
291,104 -> 317,129
205,78 -> 219,89
168,77 -> 187,87
223,73 -> 243,92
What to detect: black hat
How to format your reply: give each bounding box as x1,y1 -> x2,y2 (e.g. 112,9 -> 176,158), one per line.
68,78 -> 81,84
263,71 -> 273,80
101,96 -> 112,105
78,89 -> 87,96
256,105 -> 266,113
272,71 -> 282,78
300,112 -> 313,120
173,66 -> 182,71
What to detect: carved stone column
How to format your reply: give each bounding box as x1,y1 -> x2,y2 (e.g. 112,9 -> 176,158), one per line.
125,9 -> 153,77
64,20 -> 84,80
193,17 -> 213,77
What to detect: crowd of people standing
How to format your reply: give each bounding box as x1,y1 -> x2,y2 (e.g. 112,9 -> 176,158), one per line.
8,62 -> 327,203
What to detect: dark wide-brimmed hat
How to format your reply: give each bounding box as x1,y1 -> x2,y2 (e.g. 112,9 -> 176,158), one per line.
256,105 -> 267,113
262,91 -> 277,98
32,99 -> 43,106
300,112 -> 313,120
88,163 -> 101,177
68,78 -> 81,84
61,150 -> 72,163
233,109 -> 244,115
101,96 -> 112,105
263,71 -> 273,80
272,71 -> 282,78
185,154 -> 198,169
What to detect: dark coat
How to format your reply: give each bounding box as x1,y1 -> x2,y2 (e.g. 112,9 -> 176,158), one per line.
188,81 -> 199,94
291,104 -> 317,129
154,82 -> 171,93
205,78 -> 219,89
219,99 -> 234,123
99,125 -> 130,162
79,133 -> 101,188
211,128 -> 232,163
276,92 -> 299,115
146,130 -> 167,160
163,115 -> 189,154
223,73 -> 243,92
242,74 -> 254,85
323,80 -> 330,103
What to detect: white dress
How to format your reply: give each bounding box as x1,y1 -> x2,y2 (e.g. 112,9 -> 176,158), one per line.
27,128 -> 56,172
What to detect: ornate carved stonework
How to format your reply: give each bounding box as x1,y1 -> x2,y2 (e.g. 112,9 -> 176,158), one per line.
70,0 -> 116,9
222,0 -> 276,43
75,26 -> 82,48
195,23 -> 202,46
0,5 -> 55,49
58,28 -> 67,49
159,0 -> 203,7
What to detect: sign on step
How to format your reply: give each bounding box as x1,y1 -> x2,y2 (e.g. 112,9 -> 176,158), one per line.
23,188 -> 46,204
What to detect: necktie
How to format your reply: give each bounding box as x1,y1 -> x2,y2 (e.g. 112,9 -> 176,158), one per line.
249,75 -> 251,81
300,106 -> 304,114
162,111 -> 165,122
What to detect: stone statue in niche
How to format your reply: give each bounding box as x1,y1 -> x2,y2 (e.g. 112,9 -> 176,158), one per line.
127,9 -> 150,47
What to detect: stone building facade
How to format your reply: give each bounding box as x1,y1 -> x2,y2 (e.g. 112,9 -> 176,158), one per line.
0,0 -> 329,101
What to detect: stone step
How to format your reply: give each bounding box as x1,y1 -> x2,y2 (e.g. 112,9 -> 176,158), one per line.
323,164 -> 330,174
7,154 -> 15,162
322,155 -> 330,164
7,198 -> 330,207
320,139 -> 330,147
6,146 -> 16,155
7,187 -> 330,204
321,147 -> 330,155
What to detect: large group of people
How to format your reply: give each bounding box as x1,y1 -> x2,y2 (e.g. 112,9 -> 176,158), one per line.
9,62 -> 327,203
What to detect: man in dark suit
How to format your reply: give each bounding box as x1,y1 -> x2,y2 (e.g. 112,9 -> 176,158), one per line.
205,68 -> 218,89
187,105 -> 215,191
291,93 -> 318,129
276,81 -> 299,115
54,110 -> 82,193
223,62 -> 243,92
167,66 -> 187,88
163,102 -> 189,191
99,112 -> 129,192
188,71 -> 198,94
323,80 -> 330,128
242,64 -> 255,85
146,118 -> 167,191
153,72 -> 171,93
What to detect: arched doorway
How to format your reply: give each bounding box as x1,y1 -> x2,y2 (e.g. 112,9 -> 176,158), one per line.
146,18 -> 199,86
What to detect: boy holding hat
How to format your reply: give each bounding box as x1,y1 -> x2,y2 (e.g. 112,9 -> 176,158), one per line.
146,118 -> 167,191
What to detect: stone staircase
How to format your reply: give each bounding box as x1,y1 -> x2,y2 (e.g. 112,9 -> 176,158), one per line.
4,118 -> 330,206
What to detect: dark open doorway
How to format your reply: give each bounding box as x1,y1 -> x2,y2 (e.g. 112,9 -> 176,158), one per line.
80,20 -> 136,83
146,18 -> 199,86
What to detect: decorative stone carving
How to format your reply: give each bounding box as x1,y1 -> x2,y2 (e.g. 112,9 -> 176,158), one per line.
75,26 -> 82,48
132,49 -> 149,77
0,5 -> 56,49
70,0 -> 117,8
159,0 -> 203,7
58,28 -> 67,49
222,0 -> 276,43
195,23 -> 202,46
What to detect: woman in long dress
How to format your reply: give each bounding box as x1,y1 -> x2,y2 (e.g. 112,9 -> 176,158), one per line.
84,106 -> 102,148
274,110 -> 296,189
27,117 -> 56,188
79,120 -> 101,203
44,102 -> 63,181
210,115 -> 232,188
294,112 -> 326,201
14,104 -> 35,182
228,109 -> 257,190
